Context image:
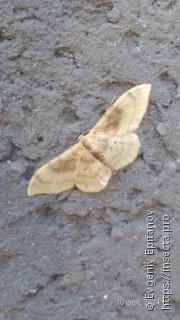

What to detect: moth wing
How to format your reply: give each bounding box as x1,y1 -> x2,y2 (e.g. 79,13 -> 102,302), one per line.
90,84 -> 151,136
92,133 -> 140,171
27,145 -> 81,196
75,150 -> 112,192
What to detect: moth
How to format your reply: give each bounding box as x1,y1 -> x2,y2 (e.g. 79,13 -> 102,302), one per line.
27,84 -> 151,195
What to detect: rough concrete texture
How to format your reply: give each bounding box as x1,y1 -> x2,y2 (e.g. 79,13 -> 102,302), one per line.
0,0 -> 180,319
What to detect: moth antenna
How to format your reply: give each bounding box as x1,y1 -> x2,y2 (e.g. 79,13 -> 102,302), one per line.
110,96 -> 117,106
76,129 -> 90,143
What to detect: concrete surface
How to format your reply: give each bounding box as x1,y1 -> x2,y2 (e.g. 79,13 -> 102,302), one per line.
0,0 -> 180,319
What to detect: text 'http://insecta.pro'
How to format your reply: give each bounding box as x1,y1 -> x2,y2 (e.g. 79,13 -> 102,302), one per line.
27,84 -> 152,195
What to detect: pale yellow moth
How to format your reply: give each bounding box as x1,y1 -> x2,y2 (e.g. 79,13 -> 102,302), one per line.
27,84 -> 151,195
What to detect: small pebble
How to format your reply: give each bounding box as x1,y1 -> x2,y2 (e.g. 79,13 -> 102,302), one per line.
26,288 -> 38,296
176,86 -> 180,99
111,226 -> 124,240
163,161 -> 178,176
156,122 -> 167,136
11,159 -> 27,174
0,140 -> 12,161
130,46 -> 141,56
107,8 -> 120,24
